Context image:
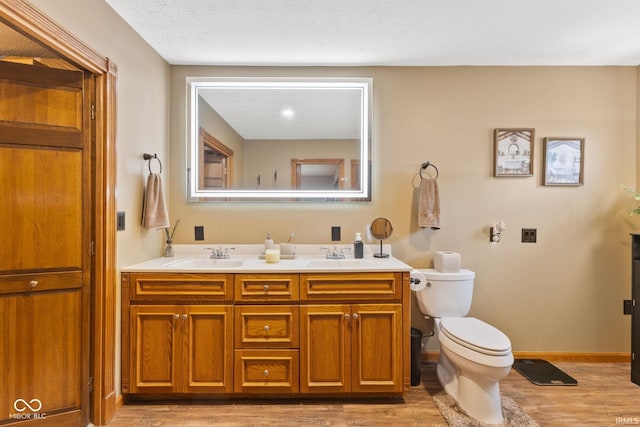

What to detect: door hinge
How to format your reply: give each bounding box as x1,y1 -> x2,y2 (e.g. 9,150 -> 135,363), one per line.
89,241 -> 95,256
90,104 -> 96,120
88,377 -> 94,392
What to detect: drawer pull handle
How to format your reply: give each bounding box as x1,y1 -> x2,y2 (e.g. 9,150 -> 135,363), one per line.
263,284 -> 269,291
29,280 -> 38,288
352,313 -> 359,320
263,325 -> 270,332
344,314 -> 350,320
263,369 -> 269,377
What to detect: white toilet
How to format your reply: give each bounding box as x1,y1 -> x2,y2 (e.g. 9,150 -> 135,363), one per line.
415,268 -> 513,425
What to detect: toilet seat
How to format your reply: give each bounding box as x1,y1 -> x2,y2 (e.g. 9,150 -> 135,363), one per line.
440,317 -> 511,356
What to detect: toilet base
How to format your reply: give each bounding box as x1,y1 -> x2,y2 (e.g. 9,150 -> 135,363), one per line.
437,344 -> 511,425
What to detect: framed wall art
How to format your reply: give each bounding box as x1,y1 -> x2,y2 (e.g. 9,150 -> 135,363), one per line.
494,128 -> 534,177
543,137 -> 584,186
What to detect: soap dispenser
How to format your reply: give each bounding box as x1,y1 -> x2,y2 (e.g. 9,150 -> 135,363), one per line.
354,232 -> 364,259
265,232 -> 274,250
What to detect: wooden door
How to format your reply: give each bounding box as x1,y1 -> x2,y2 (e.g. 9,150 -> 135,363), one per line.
129,305 -> 181,393
351,304 -> 403,393
182,305 -> 233,393
0,60 -> 91,425
300,304 -> 351,393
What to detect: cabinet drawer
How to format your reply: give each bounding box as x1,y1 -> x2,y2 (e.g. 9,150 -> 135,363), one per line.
235,305 -> 299,348
234,350 -> 299,393
127,273 -> 233,301
234,274 -> 299,302
300,272 -> 403,301
0,271 -> 82,295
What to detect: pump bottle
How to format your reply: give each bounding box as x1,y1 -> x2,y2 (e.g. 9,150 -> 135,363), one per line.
354,232 -> 364,259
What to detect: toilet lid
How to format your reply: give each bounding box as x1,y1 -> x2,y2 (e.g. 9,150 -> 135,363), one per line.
440,317 -> 511,356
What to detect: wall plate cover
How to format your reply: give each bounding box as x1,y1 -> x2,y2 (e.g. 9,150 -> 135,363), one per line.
116,211 -> 125,231
331,226 -> 341,241
194,226 -> 204,241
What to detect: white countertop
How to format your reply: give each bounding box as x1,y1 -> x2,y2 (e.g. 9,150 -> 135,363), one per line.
122,244 -> 412,273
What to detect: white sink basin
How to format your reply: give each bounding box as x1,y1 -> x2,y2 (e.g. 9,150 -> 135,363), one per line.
163,257 -> 243,269
304,259 -> 377,269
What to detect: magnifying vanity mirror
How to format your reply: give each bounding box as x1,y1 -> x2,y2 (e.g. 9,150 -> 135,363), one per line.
187,77 -> 372,201
370,217 -> 393,258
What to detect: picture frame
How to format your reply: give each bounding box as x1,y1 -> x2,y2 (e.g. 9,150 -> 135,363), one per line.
494,128 -> 534,177
543,137 -> 584,186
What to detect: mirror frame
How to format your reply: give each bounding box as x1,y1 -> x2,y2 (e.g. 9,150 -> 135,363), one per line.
187,77 -> 372,201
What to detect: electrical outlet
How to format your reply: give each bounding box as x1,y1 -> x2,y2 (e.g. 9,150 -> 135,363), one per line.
522,228 -> 537,243
624,299 -> 633,315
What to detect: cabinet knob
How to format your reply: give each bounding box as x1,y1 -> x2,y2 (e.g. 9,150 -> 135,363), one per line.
344,313 -> 350,320
263,369 -> 269,377
29,280 -> 38,288
173,314 -> 180,319
263,325 -> 270,332
263,284 -> 270,291
352,313 -> 359,320
181,314 -> 188,320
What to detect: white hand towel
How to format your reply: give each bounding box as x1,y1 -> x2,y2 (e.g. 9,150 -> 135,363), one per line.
418,177 -> 441,229
141,173 -> 170,230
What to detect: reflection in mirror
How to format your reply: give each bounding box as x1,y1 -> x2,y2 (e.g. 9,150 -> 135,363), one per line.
187,78 -> 372,201
370,217 -> 393,258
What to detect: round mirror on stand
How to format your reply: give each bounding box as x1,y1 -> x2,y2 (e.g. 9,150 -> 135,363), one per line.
370,217 -> 393,258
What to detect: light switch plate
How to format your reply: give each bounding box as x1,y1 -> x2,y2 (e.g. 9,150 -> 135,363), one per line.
116,211 -> 125,231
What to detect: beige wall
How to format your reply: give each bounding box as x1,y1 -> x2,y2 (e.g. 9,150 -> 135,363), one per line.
25,0 -> 640,397
172,66 -> 638,353
29,0 -> 171,396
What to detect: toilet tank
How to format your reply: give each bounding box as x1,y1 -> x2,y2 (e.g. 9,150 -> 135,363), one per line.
415,269 -> 475,317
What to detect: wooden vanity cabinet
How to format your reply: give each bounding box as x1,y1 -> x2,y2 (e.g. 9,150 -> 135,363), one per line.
299,273 -> 408,394
233,274 -> 300,394
121,273 -> 234,395
122,270 -> 410,398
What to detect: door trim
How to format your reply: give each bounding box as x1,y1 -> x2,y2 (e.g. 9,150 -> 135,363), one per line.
0,1 -> 117,425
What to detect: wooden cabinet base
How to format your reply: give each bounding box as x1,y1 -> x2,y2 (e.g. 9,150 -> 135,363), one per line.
122,271 -> 410,400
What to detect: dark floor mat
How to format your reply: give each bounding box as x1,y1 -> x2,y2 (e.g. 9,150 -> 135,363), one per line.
513,359 -> 577,386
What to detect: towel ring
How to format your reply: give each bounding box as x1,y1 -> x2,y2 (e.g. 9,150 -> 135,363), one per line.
143,153 -> 162,174
420,162 -> 439,179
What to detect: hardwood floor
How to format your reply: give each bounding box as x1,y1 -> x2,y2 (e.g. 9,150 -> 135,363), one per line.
107,362 -> 639,426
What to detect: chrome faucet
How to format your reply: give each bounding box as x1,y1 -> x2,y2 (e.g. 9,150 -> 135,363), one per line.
207,246 -> 234,259
322,246 -> 348,259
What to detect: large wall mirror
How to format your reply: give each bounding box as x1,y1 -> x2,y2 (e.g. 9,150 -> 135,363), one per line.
187,77 -> 372,201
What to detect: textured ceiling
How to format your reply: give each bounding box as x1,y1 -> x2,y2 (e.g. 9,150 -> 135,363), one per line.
105,0 -> 640,66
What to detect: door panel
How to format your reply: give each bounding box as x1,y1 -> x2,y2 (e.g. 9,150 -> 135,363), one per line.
183,305 -> 233,393
300,305 -> 350,393
0,147 -> 82,272
0,60 -> 90,425
0,290 -> 82,419
351,304 -> 403,392
130,306 -> 180,393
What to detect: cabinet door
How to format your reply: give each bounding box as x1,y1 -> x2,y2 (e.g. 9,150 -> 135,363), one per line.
130,306 -> 181,393
300,305 -> 351,393
182,305 -> 233,393
351,304 -> 403,393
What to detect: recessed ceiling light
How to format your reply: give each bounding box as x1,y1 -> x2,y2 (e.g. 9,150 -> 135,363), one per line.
281,108 -> 294,119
